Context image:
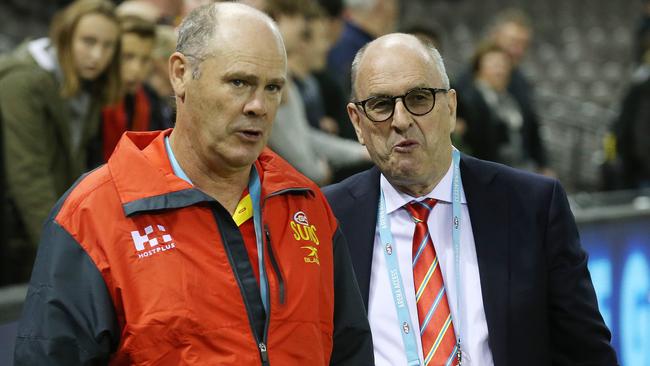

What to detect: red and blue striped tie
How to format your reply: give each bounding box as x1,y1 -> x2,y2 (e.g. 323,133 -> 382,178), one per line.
405,199 -> 459,366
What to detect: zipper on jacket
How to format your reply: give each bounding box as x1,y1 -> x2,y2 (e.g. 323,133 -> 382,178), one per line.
265,226 -> 285,304
259,342 -> 269,363
211,206 -> 269,365
260,188 -> 311,305
255,187 -> 311,363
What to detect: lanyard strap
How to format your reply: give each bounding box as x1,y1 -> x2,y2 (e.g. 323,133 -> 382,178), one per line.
451,149 -> 463,360
248,166 -> 269,313
378,190 -> 422,365
377,149 -> 463,364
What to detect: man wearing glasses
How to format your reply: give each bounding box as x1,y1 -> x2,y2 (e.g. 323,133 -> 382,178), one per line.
324,33 -> 617,365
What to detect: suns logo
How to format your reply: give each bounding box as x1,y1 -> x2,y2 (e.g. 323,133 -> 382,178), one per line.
290,211 -> 319,245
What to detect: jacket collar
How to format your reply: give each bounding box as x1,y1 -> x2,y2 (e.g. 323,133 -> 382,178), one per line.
332,166 -> 381,308
108,129 -> 315,216
460,154 -> 508,366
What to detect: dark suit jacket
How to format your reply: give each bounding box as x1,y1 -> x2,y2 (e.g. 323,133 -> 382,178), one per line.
323,155 -> 618,366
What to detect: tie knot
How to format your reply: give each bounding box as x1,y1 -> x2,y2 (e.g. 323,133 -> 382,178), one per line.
404,198 -> 437,223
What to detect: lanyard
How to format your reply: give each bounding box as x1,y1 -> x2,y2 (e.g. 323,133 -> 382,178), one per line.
165,137 -> 270,313
248,166 -> 269,313
451,149 -> 463,363
377,149 -> 463,365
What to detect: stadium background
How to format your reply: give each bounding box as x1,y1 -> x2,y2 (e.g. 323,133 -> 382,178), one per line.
0,0 -> 648,364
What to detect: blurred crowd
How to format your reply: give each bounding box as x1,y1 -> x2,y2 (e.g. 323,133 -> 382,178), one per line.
0,0 -> 648,286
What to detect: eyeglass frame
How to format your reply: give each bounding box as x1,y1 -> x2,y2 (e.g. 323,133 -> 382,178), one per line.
352,87 -> 449,123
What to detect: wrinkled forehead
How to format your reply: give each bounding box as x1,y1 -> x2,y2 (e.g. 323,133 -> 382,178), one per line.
357,42 -> 442,96
215,46 -> 287,76
203,33 -> 286,83
209,14 -> 286,66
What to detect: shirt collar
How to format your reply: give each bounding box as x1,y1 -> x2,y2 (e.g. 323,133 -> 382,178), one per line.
164,135 -> 193,185
380,159 -> 467,215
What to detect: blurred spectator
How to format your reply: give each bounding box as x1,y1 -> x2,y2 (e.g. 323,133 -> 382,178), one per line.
292,1 -> 342,136
457,43 -> 533,168
0,0 -> 121,284
290,2 -> 331,132
312,0 -> 359,140
116,0 -> 220,26
400,21 -> 443,51
316,0 -> 345,45
635,0 -> 650,65
327,0 -> 399,99
115,0 -> 163,23
101,16 -> 174,163
455,8 -> 553,176
147,24 -> 177,121
611,49 -> 650,189
265,0 -> 369,185
134,0 -> 183,24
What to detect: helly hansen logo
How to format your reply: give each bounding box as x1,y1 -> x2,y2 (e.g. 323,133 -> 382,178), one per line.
131,225 -> 176,259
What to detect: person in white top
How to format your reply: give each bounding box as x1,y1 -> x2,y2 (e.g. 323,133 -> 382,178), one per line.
324,33 -> 618,366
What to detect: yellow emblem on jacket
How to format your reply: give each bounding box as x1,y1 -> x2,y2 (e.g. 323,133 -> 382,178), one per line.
233,194 -> 253,227
301,246 -> 320,265
290,211 -> 320,245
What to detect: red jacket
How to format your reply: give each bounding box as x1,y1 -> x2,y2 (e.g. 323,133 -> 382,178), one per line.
15,130 -> 373,365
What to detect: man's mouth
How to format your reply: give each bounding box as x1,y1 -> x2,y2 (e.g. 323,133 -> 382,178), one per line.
393,139 -> 419,152
237,128 -> 263,141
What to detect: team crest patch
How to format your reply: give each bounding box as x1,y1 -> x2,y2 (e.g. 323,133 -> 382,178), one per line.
289,211 -> 320,265
293,211 -> 309,226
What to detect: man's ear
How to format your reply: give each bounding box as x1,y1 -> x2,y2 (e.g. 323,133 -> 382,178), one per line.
169,52 -> 191,102
447,88 -> 458,133
347,102 -> 365,145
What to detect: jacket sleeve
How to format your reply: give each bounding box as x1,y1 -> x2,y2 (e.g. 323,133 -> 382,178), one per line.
329,227 -> 374,366
14,211 -> 119,365
0,69 -> 61,246
545,181 -> 618,365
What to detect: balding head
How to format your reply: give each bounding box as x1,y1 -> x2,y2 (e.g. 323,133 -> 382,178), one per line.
350,33 -> 449,100
168,2 -> 288,179
176,2 -> 284,78
345,33 -> 457,196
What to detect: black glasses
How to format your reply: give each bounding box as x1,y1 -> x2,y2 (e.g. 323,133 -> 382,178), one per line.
353,87 -> 448,122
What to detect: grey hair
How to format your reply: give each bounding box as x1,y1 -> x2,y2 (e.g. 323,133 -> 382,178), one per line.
349,37 -> 450,100
176,4 -> 220,79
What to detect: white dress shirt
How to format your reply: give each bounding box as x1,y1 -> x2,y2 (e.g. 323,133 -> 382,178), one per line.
368,162 -> 494,365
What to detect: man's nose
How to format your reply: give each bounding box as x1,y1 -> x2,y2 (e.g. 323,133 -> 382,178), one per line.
390,98 -> 412,131
243,88 -> 267,117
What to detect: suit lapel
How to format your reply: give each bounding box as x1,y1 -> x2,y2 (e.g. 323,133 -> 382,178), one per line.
461,156 -> 510,366
343,167 -> 381,308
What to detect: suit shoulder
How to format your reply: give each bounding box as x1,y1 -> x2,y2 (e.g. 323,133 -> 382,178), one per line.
324,168 -> 377,200
463,155 -> 559,194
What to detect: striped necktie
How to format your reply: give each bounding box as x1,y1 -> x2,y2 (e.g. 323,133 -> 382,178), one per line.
405,199 -> 459,366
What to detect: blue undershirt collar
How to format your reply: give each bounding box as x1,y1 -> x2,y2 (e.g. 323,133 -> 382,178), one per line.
164,135 -> 193,185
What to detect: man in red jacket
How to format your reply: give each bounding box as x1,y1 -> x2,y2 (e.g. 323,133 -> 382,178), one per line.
14,3 -> 373,365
